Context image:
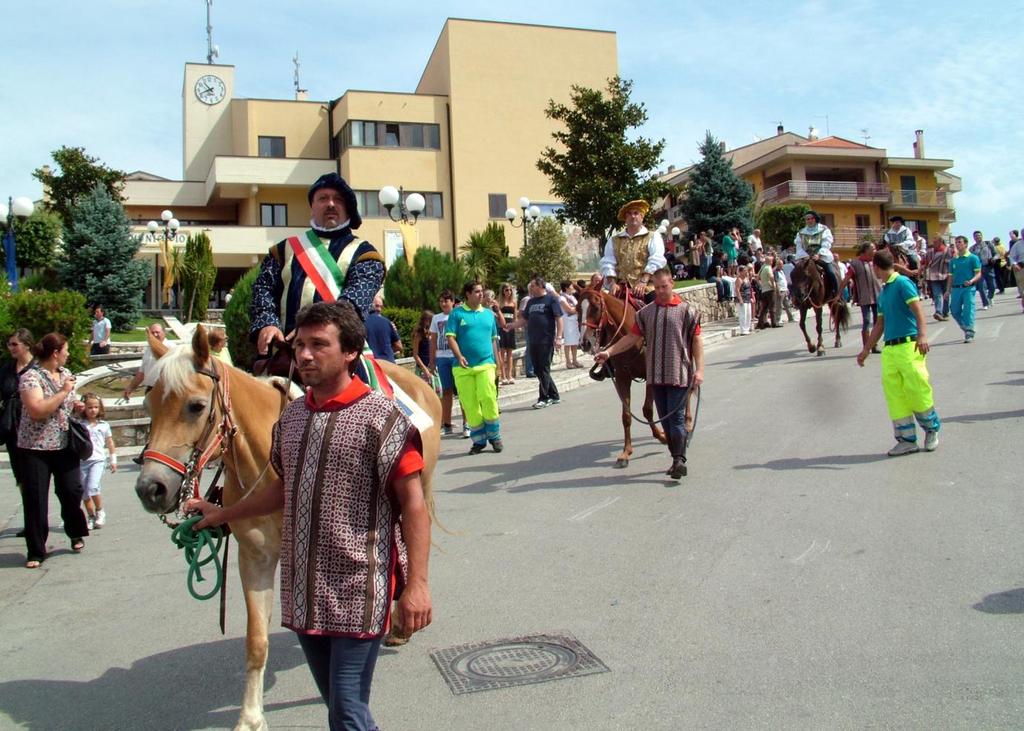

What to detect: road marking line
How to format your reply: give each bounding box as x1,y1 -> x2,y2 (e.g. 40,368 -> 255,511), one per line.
986,322 -> 1004,339
568,496 -> 621,522
929,326 -> 945,341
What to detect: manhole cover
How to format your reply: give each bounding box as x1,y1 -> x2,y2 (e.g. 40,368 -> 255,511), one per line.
430,631 -> 609,695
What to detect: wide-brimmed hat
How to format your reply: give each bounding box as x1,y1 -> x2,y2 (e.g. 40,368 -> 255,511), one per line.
617,199 -> 649,222
307,173 -> 361,229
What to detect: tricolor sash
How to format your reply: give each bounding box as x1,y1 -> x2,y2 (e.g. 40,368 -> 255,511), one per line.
286,230 -> 348,302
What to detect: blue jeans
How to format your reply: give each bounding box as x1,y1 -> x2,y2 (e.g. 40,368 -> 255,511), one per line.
297,634 -> 382,731
652,385 -> 688,446
978,265 -> 996,306
949,285 -> 976,336
927,280 -> 948,317
859,304 -> 877,332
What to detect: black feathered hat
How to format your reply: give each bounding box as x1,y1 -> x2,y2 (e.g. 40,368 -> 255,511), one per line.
889,215 -> 905,224
308,173 -> 361,229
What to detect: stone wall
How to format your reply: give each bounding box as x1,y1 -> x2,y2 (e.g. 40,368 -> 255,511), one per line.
678,283 -> 735,322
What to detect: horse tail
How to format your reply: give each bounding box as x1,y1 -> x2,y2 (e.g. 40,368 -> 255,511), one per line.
835,301 -> 850,333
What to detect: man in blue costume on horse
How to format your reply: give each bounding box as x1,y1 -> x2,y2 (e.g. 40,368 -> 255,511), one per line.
250,173 -> 385,356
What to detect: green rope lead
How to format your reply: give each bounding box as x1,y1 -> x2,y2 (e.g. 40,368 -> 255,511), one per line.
170,515 -> 225,601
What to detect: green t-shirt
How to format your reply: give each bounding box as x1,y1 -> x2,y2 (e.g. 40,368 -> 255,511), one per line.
444,304 -> 498,366
721,235 -> 738,261
877,273 -> 920,341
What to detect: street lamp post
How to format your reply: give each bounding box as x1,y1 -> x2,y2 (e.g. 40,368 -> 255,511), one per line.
147,209 -> 179,308
505,197 -> 541,250
377,186 -> 425,225
0,196 -> 35,292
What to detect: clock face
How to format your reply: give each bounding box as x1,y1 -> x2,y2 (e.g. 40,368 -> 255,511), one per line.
195,74 -> 226,105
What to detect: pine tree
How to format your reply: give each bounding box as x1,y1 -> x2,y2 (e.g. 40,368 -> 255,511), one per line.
682,132 -> 755,237
516,217 -> 574,288
58,184 -> 150,330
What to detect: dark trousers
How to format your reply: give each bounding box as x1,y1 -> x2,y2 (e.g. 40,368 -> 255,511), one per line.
90,343 -> 110,355
652,385 -> 688,457
926,281 -> 949,317
978,264 -> 996,305
757,290 -> 777,328
21,448 -> 88,560
528,340 -> 559,402
860,304 -> 878,332
297,633 -> 382,731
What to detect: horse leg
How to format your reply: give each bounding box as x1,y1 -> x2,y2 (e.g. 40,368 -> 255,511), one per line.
815,307 -> 825,356
614,375 -> 633,468
798,306 -> 815,352
234,526 -> 281,731
644,384 -> 666,444
832,303 -> 843,348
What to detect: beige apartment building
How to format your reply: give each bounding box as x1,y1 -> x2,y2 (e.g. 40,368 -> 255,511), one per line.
657,127 -> 960,257
123,18 -> 618,306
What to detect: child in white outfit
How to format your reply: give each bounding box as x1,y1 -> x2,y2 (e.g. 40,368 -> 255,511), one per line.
80,394 -> 116,529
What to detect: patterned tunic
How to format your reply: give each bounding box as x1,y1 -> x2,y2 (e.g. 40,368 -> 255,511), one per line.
631,297 -> 700,387
250,225 -> 385,339
270,387 -> 419,637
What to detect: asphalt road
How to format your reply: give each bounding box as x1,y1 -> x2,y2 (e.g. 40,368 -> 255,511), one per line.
1,292 -> 1022,730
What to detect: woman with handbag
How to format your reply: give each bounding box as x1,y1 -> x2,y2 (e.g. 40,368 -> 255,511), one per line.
18,332 -> 89,568
1,328 -> 35,536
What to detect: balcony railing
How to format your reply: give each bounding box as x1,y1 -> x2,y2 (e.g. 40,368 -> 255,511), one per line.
888,189 -> 949,208
759,180 -> 890,205
833,226 -> 886,249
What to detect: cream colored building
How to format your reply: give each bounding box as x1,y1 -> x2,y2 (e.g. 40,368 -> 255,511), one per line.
657,127 -> 960,257
123,19 -> 618,306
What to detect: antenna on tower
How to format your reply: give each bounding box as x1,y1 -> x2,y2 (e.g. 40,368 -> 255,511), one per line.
206,0 -> 219,63
293,52 -> 307,99
860,128 -> 871,145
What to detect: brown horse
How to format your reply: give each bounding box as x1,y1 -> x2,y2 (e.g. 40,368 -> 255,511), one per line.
580,288 -> 666,467
133,327 -> 441,731
790,259 -> 850,356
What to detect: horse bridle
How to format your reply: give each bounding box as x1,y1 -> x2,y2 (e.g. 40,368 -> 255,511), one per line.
143,359 -> 238,520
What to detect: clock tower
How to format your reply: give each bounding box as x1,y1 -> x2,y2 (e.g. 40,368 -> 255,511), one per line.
182,62 -> 235,180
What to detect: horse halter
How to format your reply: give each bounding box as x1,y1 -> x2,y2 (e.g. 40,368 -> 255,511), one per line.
144,359 -> 237,519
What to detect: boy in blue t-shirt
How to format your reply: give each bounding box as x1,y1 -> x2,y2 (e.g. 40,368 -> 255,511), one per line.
445,281 -> 501,454
947,235 -> 982,342
857,249 -> 940,457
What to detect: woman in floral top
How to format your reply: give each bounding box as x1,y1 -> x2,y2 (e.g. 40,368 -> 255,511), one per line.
18,332 -> 89,568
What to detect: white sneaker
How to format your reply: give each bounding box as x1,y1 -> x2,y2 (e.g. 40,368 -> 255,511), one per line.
94,510 -> 106,528
462,426 -> 471,439
86,515 -> 95,530
924,431 -> 939,452
532,400 -> 549,409
887,440 -> 920,457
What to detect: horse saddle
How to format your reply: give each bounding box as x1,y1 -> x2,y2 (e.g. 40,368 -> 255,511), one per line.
794,259 -> 840,302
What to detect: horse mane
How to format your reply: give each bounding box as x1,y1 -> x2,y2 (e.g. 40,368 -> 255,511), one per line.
152,345 -> 201,397
152,346 -> 301,400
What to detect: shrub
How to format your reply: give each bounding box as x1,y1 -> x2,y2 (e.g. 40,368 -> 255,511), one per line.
755,203 -> 810,252
515,217 -> 574,289
177,231 -> 216,323
384,247 -> 467,311
222,266 -> 260,371
18,270 -> 61,292
7,289 -> 91,371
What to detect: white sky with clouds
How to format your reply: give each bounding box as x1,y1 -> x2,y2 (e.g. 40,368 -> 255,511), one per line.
2,0 -> 1021,238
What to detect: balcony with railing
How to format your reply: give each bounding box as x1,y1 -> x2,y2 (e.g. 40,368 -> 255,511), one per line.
758,180 -> 890,205
888,189 -> 949,209
833,226 -> 886,249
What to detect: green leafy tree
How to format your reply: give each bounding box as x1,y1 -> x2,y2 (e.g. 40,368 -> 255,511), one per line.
1,208 -> 63,271
58,184 -> 150,331
515,217 -> 574,289
459,222 -> 508,288
681,131 -> 755,238
222,266 -> 260,371
755,203 -> 810,252
537,76 -> 669,256
384,247 -> 467,311
7,288 -> 92,371
176,232 -> 216,323
33,146 -> 126,228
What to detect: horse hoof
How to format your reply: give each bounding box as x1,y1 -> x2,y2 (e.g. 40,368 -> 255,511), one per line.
384,632 -> 409,647
816,349 -> 825,357
807,345 -> 816,353
614,458 -> 629,469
